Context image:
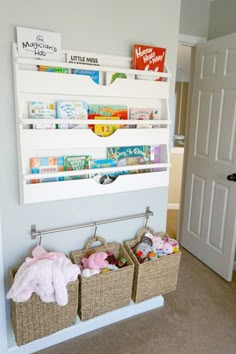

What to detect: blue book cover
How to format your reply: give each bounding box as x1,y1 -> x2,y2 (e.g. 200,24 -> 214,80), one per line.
72,69 -> 99,84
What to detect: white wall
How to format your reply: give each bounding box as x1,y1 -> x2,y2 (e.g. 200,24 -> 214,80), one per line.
179,0 -> 211,38
0,0 -> 181,348
208,0 -> 236,39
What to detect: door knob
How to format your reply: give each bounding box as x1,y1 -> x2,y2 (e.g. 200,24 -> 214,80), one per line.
227,173 -> 236,181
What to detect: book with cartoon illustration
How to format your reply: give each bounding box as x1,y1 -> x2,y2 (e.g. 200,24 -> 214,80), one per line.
30,156 -> 64,183
29,101 -> 56,129
132,44 -> 166,81
129,107 -> 161,128
88,104 -> 128,131
64,155 -> 91,180
57,100 -> 88,129
107,146 -> 150,174
94,116 -> 120,137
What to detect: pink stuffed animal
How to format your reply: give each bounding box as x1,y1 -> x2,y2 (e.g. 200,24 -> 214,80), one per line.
6,246 -> 80,306
161,242 -> 173,255
81,252 -> 108,270
152,236 -> 163,250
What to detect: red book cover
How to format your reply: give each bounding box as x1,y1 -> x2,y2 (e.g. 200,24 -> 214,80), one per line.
132,44 -> 166,80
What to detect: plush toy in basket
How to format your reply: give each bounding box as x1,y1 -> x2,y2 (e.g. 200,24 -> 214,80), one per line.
124,227 -> 181,303
6,246 -> 80,346
70,235 -> 134,321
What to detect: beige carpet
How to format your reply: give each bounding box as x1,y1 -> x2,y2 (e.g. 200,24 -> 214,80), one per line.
37,249 -> 236,354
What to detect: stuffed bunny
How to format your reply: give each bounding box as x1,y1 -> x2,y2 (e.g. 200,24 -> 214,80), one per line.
7,246 -> 80,306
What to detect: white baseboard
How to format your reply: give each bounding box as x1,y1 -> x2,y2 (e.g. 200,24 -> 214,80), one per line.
168,203 -> 180,210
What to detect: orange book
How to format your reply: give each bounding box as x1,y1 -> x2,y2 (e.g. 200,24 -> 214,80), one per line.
132,44 -> 166,80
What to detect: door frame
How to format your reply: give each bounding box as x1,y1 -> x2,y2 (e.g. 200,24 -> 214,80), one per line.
176,34 -> 206,243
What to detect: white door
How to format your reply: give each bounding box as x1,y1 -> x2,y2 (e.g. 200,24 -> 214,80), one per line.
181,33 -> 236,281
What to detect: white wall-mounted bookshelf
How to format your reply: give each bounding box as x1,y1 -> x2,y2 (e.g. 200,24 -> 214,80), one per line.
12,43 -> 171,204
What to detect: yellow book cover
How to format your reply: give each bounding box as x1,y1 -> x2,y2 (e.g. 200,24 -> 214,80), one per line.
94,116 -> 120,137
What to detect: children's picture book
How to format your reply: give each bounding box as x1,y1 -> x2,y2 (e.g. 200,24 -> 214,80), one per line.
30,156 -> 64,183
17,27 -> 62,61
107,146 -> 150,174
105,72 -> 135,84
90,158 -> 117,180
150,145 -> 165,172
90,158 -> 116,169
57,100 -> 88,129
94,116 -> 120,137
132,44 -> 166,81
88,105 -> 128,130
66,51 -> 101,66
129,107 -> 161,128
29,101 -> 56,129
64,155 -> 91,180
37,65 -> 70,74
72,69 -> 100,84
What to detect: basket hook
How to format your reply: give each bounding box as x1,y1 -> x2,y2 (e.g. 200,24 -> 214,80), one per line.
93,223 -> 98,240
38,235 -> 42,246
145,214 -> 149,228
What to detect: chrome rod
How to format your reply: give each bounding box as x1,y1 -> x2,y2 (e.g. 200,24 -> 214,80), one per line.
30,206 -> 154,240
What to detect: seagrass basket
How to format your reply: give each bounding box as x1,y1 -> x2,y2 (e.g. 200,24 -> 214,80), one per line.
9,267 -> 78,346
71,236 -> 134,321
124,227 -> 181,303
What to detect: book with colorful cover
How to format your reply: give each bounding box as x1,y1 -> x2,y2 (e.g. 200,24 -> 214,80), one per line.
90,158 -> 116,169
150,145 -> 161,171
132,44 -> 166,81
107,146 -> 150,174
37,65 -> 70,74
29,101 -> 56,129
30,156 -> 64,183
72,69 -> 100,84
88,104 -> 128,130
57,100 -> 88,129
129,107 -> 161,128
94,116 -> 120,137
105,71 -> 135,84
64,155 -> 91,180
90,158 -> 117,179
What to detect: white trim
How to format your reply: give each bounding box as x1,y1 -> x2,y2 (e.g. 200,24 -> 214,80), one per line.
0,216 -> 8,354
171,147 -> 184,154
7,296 -> 164,353
168,203 -> 180,210
178,34 -> 207,47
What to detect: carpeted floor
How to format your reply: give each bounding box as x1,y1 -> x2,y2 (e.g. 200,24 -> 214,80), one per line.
36,249 -> 236,354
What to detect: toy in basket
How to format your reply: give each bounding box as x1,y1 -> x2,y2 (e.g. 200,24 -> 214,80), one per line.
70,235 -> 134,321
124,227 -> 181,303
6,246 -> 79,346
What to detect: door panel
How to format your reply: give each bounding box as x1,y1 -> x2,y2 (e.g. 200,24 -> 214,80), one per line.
216,90 -> 236,163
195,90 -> 213,157
207,182 -> 228,251
181,33 -> 236,281
189,174 -> 205,238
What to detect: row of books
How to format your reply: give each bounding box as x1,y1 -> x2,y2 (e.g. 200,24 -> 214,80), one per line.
38,65 -> 135,85
17,27 -> 166,81
29,145 -> 163,184
29,101 -> 161,134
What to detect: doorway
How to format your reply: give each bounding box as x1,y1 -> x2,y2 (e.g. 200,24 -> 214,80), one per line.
167,43 -> 193,238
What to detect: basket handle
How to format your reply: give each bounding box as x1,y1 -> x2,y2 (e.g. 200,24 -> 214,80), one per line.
135,226 -> 156,242
84,236 -> 108,250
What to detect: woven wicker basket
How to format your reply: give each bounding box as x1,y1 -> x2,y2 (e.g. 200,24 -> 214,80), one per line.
71,236 -> 134,321
124,227 -> 181,303
9,267 -> 78,346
